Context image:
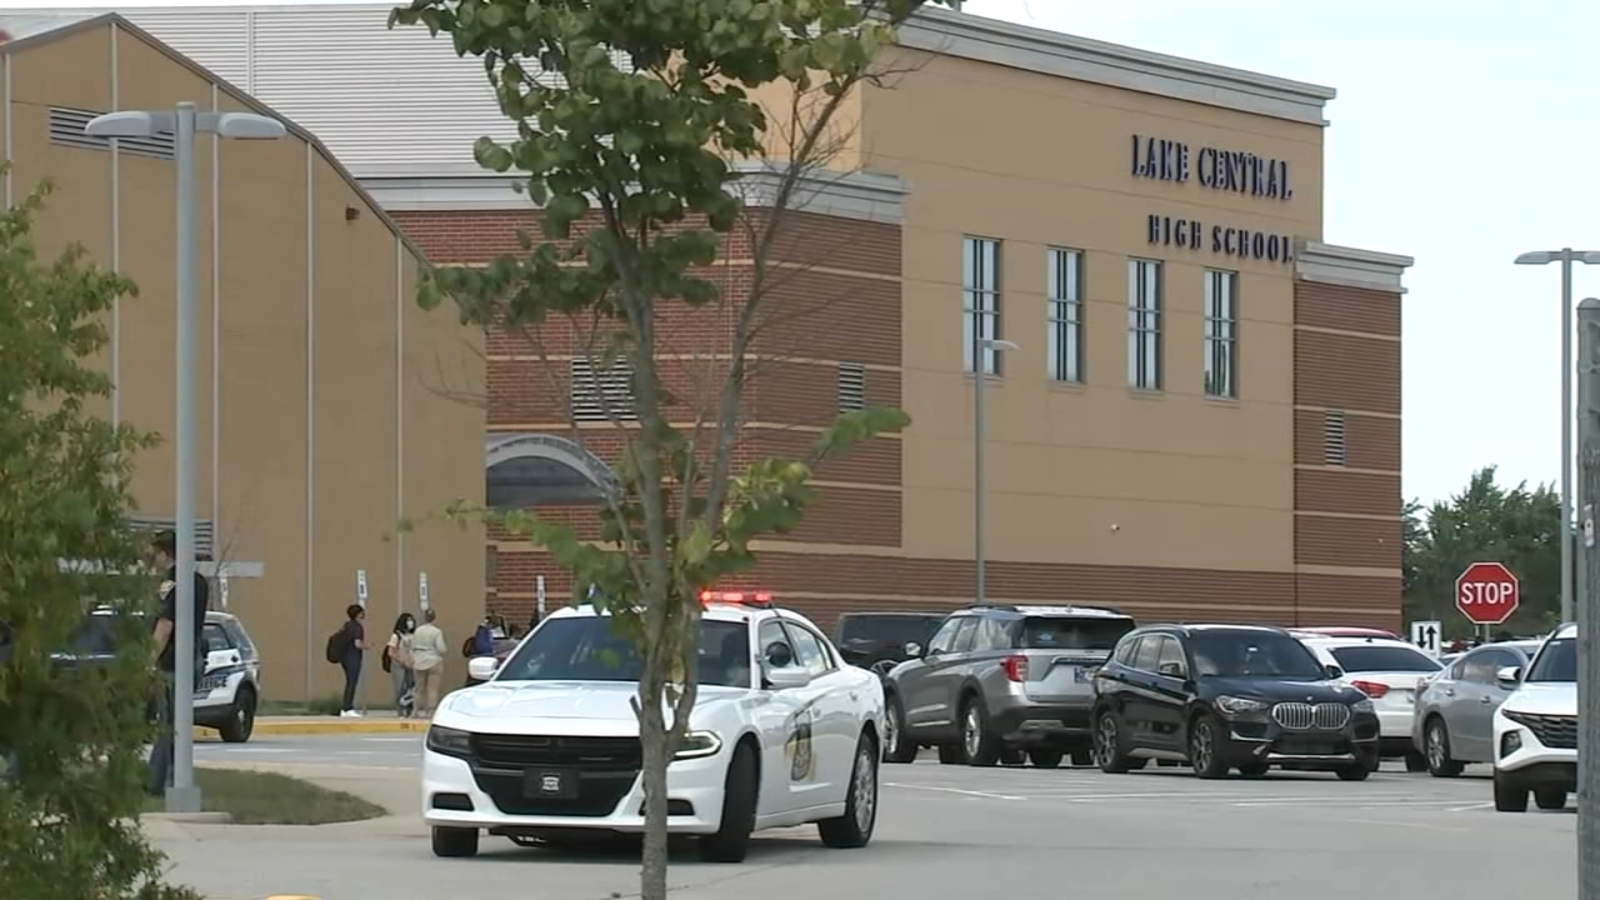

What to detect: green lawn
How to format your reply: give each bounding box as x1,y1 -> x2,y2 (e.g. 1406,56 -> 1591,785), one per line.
144,768 -> 386,825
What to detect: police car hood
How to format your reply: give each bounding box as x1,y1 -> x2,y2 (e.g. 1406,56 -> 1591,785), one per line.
437,680 -> 746,735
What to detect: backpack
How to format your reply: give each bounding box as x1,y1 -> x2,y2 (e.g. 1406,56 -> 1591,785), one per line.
461,636 -> 476,658
381,644 -> 393,673
325,627 -> 347,664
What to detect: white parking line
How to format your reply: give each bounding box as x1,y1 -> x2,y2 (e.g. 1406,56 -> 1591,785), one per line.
883,783 -> 1027,801
1447,802 -> 1496,812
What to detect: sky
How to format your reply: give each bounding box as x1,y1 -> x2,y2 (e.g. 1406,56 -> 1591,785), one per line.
0,0 -> 1589,506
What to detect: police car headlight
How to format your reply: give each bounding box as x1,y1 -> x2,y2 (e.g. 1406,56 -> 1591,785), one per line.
674,731 -> 723,760
426,725 -> 473,758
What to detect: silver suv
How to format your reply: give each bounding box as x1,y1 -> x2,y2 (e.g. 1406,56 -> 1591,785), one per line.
881,604 -> 1136,767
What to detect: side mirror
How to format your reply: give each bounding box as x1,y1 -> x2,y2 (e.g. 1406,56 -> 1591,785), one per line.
1496,665 -> 1523,688
764,641 -> 795,669
904,641 -> 924,658
1322,664 -> 1344,680
467,656 -> 499,682
1157,661 -> 1186,679
764,666 -> 813,690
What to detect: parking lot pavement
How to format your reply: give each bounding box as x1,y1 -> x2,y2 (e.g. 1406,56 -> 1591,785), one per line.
194,734 -> 424,770
159,749 -> 1575,900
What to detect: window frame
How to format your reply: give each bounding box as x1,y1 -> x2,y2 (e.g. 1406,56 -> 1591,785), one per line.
1047,247 -> 1084,383
1131,635 -> 1164,673
1127,258 -> 1163,390
962,236 -> 1003,375
926,617 -> 964,656
201,622 -> 232,654
1203,268 -> 1239,399
1155,636 -> 1189,678
779,620 -> 836,676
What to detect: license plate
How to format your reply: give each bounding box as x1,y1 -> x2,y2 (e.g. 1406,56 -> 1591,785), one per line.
523,769 -> 577,800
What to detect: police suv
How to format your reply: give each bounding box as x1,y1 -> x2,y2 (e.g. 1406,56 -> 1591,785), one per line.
422,592 -> 887,861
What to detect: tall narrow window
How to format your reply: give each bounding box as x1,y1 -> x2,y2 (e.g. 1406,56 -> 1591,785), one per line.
1204,269 -> 1238,399
1047,248 -> 1083,383
962,236 -> 1002,374
1127,259 -> 1162,390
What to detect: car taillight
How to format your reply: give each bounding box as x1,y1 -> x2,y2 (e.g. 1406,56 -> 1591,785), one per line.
1001,656 -> 1027,682
1351,679 -> 1389,699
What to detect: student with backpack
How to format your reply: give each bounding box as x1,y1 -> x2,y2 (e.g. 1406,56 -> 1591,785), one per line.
325,605 -> 366,718
384,613 -> 417,718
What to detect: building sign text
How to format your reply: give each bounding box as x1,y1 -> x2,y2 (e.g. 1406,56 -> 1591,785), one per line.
1147,214 -> 1293,265
1131,134 -> 1294,201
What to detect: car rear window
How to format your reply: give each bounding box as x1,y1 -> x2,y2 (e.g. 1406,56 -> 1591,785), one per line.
837,615 -> 943,644
1328,644 -> 1441,673
1018,616 -> 1134,651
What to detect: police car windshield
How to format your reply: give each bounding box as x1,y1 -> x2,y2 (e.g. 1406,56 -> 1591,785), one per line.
497,617 -> 752,688
1190,631 -> 1324,680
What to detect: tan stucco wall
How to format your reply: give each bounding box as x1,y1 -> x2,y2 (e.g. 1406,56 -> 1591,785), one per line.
861,48 -> 1325,573
5,21 -> 484,702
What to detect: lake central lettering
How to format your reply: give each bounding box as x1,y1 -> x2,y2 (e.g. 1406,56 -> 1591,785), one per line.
1130,134 -> 1293,201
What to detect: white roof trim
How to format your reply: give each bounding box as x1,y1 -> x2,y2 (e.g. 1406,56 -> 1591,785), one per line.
901,7 -> 1337,126
362,166 -> 907,224
1296,241 -> 1414,294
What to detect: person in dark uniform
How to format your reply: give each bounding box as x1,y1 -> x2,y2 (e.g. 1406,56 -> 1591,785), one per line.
147,529 -> 209,796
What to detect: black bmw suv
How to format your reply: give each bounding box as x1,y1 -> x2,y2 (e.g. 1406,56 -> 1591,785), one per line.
1091,624 -> 1380,780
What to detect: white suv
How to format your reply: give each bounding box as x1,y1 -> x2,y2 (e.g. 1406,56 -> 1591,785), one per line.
1491,624 -> 1576,812
1294,633 -> 1443,770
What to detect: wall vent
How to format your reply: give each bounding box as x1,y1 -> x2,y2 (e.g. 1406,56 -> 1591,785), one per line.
837,363 -> 866,412
1322,410 -> 1347,467
570,357 -> 636,422
49,107 -> 177,161
128,516 -> 217,558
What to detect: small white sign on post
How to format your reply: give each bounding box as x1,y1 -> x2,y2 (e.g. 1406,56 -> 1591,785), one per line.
356,569 -> 369,607
536,574 -> 547,618
418,571 -> 430,610
218,574 -> 230,609
1410,620 -> 1442,658
1585,504 -> 1595,549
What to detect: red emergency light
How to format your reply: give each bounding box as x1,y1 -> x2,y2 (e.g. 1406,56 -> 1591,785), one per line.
698,590 -> 774,608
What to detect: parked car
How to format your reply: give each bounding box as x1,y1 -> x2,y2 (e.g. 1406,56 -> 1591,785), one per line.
881,603 -> 1136,768
834,611 -> 946,677
1410,639 -> 1543,777
1492,624 -> 1577,812
1294,633 -> 1441,770
1292,626 -> 1402,640
1092,624 -> 1380,780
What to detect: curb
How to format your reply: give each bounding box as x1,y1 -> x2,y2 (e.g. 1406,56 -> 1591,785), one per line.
142,811 -> 232,824
192,719 -> 429,740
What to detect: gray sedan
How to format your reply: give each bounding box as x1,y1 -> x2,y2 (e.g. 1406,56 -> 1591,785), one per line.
1411,640 -> 1542,776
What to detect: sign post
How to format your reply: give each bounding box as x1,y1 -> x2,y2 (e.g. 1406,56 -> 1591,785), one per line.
355,569 -> 368,608
1410,620 -> 1442,658
536,574 -> 547,620
418,571 -> 430,611
1454,561 -> 1520,629
1575,296 -> 1600,900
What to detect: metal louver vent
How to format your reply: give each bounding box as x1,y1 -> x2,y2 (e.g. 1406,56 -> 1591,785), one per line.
837,363 -> 866,412
570,357 -> 636,422
48,107 -> 177,161
128,516 -> 216,558
1322,410 -> 1347,466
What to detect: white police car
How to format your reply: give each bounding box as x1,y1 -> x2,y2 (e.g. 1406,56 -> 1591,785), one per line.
1491,624 -> 1577,812
422,592 -> 886,861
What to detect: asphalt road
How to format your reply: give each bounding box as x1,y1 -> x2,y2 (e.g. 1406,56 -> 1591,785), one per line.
163,735 -> 1576,900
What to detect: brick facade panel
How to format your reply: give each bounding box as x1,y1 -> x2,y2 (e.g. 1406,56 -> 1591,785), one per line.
1293,409 -> 1401,471
751,270 -> 901,368
1294,281 -> 1401,337
1295,469 -> 1401,517
1296,573 -> 1403,633
758,210 -> 902,276
1294,514 -> 1402,568
1294,330 -> 1401,415
745,428 -> 901,486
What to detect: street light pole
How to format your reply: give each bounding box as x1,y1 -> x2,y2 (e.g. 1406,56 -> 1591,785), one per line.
1574,297 -> 1600,900
1516,248 -> 1600,625
974,338 -> 1018,607
85,103 -> 285,813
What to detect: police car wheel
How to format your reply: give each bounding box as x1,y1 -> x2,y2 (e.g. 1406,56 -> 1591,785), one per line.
431,826 -> 479,858
819,731 -> 878,848
220,686 -> 256,744
700,743 -> 757,863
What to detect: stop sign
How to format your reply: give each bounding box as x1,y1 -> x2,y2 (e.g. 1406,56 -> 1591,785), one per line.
1455,561 -> 1520,626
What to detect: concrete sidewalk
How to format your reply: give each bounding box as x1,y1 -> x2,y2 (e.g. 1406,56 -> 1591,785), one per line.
194,713 -> 429,740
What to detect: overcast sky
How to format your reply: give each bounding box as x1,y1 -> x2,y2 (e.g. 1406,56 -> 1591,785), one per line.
2,0 -> 1589,506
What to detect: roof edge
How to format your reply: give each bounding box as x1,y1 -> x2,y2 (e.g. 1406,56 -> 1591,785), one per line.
1296,240 -> 1414,295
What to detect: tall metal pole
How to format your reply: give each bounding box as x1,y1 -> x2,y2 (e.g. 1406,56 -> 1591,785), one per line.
1563,254 -> 1576,626
169,101 -> 201,813
1575,297 -> 1600,899
973,360 -> 986,607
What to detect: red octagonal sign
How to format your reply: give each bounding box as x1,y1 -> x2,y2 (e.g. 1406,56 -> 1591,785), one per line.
1455,561 -> 1520,626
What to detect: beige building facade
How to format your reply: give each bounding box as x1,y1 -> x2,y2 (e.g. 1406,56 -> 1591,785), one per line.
0,14 -> 485,703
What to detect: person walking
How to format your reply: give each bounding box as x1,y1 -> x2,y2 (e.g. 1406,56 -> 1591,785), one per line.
336,605 -> 366,718
410,608 -> 448,718
147,530 -> 209,796
384,612 -> 417,718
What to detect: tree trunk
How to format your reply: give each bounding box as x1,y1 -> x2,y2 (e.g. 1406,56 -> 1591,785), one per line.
637,668 -> 671,900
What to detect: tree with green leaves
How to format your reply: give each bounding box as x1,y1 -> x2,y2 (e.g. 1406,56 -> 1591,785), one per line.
388,0 -> 947,893
1403,466 -> 1562,638
0,177 -> 196,900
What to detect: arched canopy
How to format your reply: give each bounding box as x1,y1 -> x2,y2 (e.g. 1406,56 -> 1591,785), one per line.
485,433 -> 618,510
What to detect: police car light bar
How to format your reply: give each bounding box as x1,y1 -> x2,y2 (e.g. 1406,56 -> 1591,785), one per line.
699,590 -> 774,607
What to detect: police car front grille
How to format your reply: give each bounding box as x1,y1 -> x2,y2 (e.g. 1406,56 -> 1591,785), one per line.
471,733 -> 642,769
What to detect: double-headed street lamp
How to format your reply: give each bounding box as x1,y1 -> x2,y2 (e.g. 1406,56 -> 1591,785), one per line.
974,338 -> 1019,607
85,102 -> 285,813
1515,249 -> 1600,626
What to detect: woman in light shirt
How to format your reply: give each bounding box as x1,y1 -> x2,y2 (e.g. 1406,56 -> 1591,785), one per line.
410,608 -> 448,717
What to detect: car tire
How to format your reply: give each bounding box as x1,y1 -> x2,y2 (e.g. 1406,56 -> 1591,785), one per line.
959,695 -> 1002,767
1069,749 -> 1094,767
1237,761 -> 1270,778
1335,764 -> 1371,782
1534,787 -> 1568,810
1188,713 -> 1231,780
431,826 -> 480,858
1027,749 -> 1064,769
219,685 -> 256,744
1493,772 -> 1529,812
936,743 -> 966,764
869,659 -> 898,679
882,695 -> 918,764
818,731 -> 879,849
1000,748 -> 1026,766
701,742 -> 759,863
1403,748 -> 1428,773
1093,710 -> 1138,774
1423,718 -> 1464,778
